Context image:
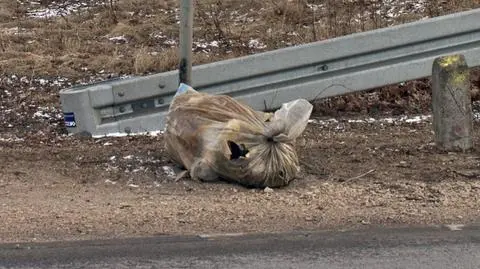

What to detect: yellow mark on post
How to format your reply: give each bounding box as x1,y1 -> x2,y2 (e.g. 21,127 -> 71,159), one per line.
438,55 -> 462,67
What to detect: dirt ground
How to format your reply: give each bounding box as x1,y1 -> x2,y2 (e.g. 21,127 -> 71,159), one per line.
1,0 -> 480,243
1,116 -> 480,243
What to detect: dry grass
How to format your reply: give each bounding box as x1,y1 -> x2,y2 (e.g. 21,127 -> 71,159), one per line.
133,47 -> 177,74
0,0 -> 478,79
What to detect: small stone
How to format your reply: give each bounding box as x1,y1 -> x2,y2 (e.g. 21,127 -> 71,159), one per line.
119,203 -> 132,209
264,187 -> 274,193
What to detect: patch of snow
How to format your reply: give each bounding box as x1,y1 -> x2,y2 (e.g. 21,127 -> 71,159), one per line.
382,0 -> 427,20
347,119 -> 365,123
150,32 -> 167,39
0,136 -> 24,143
20,77 -> 29,84
132,168 -> 144,173
32,106 -> 63,121
163,39 -> 177,46
105,179 -> 117,185
248,39 -> 267,50
309,114 -> 433,128
174,8 -> 180,24
474,112 -> 480,121
92,130 -> 164,139
38,78 -> 48,85
308,118 -> 338,126
33,110 -> 51,119
404,115 -> 431,123
109,35 -> 128,44
306,3 -> 324,12
193,40 -> 221,53
345,115 -> 432,124
105,165 -> 118,172
24,0 -> 99,19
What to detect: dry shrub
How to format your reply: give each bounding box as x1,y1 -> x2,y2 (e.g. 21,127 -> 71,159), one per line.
119,0 -> 170,13
134,47 -> 156,74
0,0 -> 26,22
195,0 -> 234,40
159,48 -> 180,72
0,52 -> 55,76
269,0 -> 309,25
0,7 -> 13,22
109,22 -> 142,42
134,47 -> 178,75
0,33 -> 14,53
61,34 -> 82,54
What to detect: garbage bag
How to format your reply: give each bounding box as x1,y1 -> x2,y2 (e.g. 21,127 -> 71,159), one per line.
164,83 -> 313,188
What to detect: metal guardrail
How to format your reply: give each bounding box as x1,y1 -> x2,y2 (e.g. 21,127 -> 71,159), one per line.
59,8 -> 480,136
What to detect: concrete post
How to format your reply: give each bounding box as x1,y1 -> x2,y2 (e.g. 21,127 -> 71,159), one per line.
431,54 -> 473,151
179,0 -> 193,85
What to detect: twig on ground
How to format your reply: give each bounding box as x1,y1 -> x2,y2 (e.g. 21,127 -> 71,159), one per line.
344,169 -> 375,182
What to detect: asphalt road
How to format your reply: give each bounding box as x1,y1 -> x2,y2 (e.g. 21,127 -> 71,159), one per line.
1,225 -> 479,269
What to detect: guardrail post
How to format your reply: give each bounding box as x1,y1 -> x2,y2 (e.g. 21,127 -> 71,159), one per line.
432,54 -> 473,151
179,0 -> 193,85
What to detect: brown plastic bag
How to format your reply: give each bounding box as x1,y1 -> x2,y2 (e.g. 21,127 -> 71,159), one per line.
164,84 -> 313,188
